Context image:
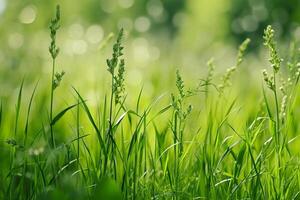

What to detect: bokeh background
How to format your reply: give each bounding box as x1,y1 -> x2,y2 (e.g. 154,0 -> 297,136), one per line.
1,0 -> 300,114
2,1 -> 300,199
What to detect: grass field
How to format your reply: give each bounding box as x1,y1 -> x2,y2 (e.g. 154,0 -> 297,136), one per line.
1,5 -> 300,200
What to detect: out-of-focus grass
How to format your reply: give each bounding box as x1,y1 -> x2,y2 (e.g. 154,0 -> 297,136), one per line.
1,2 -> 300,200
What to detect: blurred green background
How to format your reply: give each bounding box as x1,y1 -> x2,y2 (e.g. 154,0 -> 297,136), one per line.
1,0 -> 300,107
2,1 -> 300,199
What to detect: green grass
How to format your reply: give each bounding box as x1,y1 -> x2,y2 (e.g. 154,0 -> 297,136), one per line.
1,5 -> 300,200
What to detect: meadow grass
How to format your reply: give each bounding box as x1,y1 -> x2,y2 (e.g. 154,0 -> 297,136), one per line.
1,5 -> 300,200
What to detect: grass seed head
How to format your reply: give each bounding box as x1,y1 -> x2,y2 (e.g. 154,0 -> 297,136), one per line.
207,58 -> 215,82
263,25 -> 283,73
49,5 -> 61,59
176,69 -> 185,100
219,38 -> 250,93
280,95 -> 288,123
107,28 -> 124,75
262,69 -> 275,90
106,28 -> 126,105
53,71 -> 65,90
237,38 -> 251,66
114,59 -> 126,105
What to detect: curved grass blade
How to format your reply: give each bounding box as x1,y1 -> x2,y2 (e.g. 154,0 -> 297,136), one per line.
73,87 -> 107,156
48,158 -> 78,185
15,79 -> 24,136
50,102 -> 81,126
24,81 -> 39,145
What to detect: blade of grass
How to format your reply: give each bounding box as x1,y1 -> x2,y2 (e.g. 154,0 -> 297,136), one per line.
24,81 -> 39,146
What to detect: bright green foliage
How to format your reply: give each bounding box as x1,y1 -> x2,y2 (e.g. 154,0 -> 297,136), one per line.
2,5 -> 300,200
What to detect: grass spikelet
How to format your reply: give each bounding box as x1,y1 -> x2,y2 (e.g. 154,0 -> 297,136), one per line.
106,28 -> 124,75
262,69 -> 275,91
106,28 -> 126,105
176,69 -> 185,100
115,59 -> 125,105
219,38 -> 250,92
263,25 -> 282,73
237,38 -> 251,66
53,71 -> 65,90
49,5 -> 60,60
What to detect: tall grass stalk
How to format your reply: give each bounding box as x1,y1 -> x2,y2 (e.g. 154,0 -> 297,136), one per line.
262,25 -> 284,197
49,5 -> 61,148
2,5 -> 300,199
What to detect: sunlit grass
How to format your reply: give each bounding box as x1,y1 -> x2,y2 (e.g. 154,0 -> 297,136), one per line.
1,5 -> 300,200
